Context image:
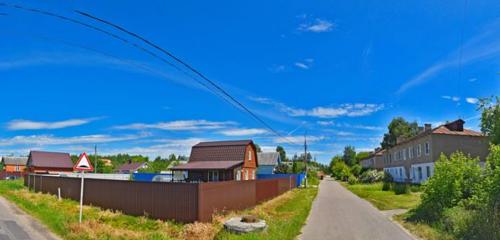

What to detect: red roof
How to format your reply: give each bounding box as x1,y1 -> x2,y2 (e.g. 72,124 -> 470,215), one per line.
189,140 -> 254,163
432,126 -> 483,136
27,151 -> 73,169
171,160 -> 243,170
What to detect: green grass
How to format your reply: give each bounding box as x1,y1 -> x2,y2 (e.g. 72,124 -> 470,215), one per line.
216,187 -> 318,240
394,213 -> 454,240
342,182 -> 421,210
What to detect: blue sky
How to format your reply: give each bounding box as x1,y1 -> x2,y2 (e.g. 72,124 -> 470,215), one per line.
1,0 -> 499,164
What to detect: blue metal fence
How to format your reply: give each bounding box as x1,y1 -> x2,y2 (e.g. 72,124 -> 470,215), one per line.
132,173 -> 172,182
257,173 -> 305,187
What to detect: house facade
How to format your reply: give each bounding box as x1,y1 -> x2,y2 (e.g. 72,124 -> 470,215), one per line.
256,152 -> 281,174
359,149 -> 385,170
26,151 -> 74,173
381,119 -> 489,183
1,157 -> 28,173
117,161 -> 148,174
171,140 -> 258,182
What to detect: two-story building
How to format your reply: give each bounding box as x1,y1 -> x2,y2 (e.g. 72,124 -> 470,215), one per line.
171,140 -> 258,182
359,149 -> 385,170
382,119 -> 489,183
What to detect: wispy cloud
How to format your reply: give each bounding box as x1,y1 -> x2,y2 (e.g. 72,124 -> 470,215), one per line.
441,95 -> 461,102
273,135 -> 326,144
397,18 -> 500,94
317,121 -> 384,131
294,58 -> 314,70
294,62 -> 309,69
7,117 -> 101,130
113,120 -> 236,131
466,97 -> 479,104
218,128 -> 268,136
250,97 -> 383,118
0,133 -> 146,147
298,19 -> 335,33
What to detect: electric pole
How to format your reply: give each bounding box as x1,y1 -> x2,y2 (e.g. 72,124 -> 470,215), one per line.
94,144 -> 97,173
304,131 -> 308,188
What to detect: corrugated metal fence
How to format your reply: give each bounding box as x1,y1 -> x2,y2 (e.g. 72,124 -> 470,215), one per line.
24,174 -> 296,222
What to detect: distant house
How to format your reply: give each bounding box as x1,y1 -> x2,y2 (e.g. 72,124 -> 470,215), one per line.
171,140 -> 258,182
26,151 -> 74,173
256,152 -> 281,174
359,149 -> 385,170
117,161 -> 148,174
1,156 -> 28,173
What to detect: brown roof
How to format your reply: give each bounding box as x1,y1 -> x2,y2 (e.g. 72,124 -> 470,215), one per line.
117,162 -> 147,172
27,151 -> 73,169
189,140 -> 254,163
170,161 -> 243,170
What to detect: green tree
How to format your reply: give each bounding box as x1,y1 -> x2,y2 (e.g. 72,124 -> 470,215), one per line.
254,144 -> 262,153
478,96 -> 500,144
356,151 -> 371,163
276,146 -> 287,161
381,117 -> 419,149
329,155 -> 342,171
274,163 -> 290,174
343,146 -> 357,166
331,161 -> 351,181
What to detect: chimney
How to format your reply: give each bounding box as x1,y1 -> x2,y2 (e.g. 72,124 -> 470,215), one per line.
424,124 -> 432,131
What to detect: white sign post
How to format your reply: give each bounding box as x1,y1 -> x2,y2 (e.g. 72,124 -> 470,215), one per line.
73,152 -> 94,223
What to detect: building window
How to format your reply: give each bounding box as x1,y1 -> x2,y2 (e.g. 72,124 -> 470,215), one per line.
418,167 -> 422,180
15,165 -> 20,172
252,170 -> 256,180
236,170 -> 241,181
208,171 -> 219,182
426,166 -> 430,178
248,150 -> 252,161
399,168 -> 402,177
425,142 -> 430,155
403,149 -> 407,161
409,147 -> 413,159
244,170 -> 249,180
417,144 -> 422,157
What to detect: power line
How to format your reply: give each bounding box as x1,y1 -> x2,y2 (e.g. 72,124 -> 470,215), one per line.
75,10 -> 298,145
1,2 -> 299,145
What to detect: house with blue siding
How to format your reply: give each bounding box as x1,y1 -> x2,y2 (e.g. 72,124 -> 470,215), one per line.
257,152 -> 281,174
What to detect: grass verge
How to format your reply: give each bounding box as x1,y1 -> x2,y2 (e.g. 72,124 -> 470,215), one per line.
341,182 -> 420,210
215,187 -> 318,240
0,180 -> 317,240
394,213 -> 454,240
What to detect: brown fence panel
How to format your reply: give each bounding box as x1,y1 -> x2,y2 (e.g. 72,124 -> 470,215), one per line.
24,175 -> 199,223
198,180 -> 256,222
255,179 -> 279,203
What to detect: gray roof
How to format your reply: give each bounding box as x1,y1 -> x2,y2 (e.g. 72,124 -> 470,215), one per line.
1,157 -> 28,166
257,152 -> 281,166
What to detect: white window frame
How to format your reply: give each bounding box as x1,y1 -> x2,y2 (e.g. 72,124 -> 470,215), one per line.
244,170 -> 249,180
417,144 -> 422,157
403,149 -> 407,161
425,142 -> 430,155
408,147 -> 413,159
236,170 -> 241,181
15,165 -> 20,172
248,150 -> 252,161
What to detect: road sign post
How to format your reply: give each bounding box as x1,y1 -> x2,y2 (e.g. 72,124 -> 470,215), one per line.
73,152 -> 94,224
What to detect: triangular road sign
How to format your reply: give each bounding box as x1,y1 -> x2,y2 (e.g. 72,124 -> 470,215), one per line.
74,152 -> 94,172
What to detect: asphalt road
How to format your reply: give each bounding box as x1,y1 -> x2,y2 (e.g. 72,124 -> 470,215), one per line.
299,177 -> 414,240
0,196 -> 59,240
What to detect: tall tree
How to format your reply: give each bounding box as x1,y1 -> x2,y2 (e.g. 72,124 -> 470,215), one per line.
343,146 -> 357,166
276,146 -> 287,161
479,96 -> 500,144
254,144 -> 262,153
381,117 -> 420,149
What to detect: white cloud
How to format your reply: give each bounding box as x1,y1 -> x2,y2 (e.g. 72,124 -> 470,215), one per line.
468,78 -> 477,82
7,118 -> 101,130
466,97 -> 479,104
317,121 -> 383,130
219,128 -> 268,136
250,97 -> 384,118
294,62 -> 309,69
273,135 -> 325,144
397,18 -> 500,94
114,120 -> 236,131
298,19 -> 335,33
0,133 -> 146,147
441,96 -> 461,102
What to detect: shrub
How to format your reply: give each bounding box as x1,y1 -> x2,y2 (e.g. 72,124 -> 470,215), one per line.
331,161 -> 351,181
382,182 -> 391,191
348,175 -> 358,185
359,170 -> 385,183
350,164 -> 362,177
441,206 -> 475,237
393,183 -> 410,195
413,152 -> 485,222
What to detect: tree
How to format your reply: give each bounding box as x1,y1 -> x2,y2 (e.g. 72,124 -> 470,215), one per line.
254,144 -> 262,153
381,117 -> 420,149
276,146 -> 287,161
343,146 -> 357,166
274,163 -> 290,174
478,96 -> 500,144
356,151 -> 371,163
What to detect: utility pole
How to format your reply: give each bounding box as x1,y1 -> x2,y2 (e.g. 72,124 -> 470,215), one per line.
94,144 -> 97,174
304,131 -> 308,188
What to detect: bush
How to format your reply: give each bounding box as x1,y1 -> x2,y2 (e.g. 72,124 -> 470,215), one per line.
393,183 -> 410,195
382,182 -> 391,191
413,152 -> 484,222
331,161 -> 351,181
350,164 -> 362,177
359,170 -> 385,183
348,175 -> 358,185
441,206 -> 475,237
